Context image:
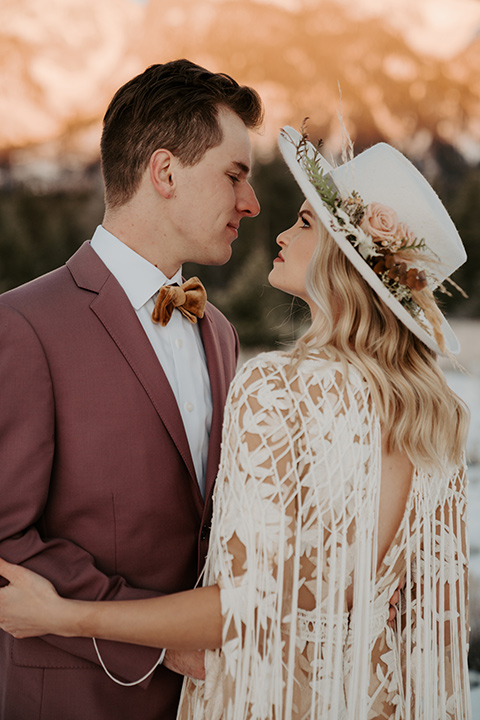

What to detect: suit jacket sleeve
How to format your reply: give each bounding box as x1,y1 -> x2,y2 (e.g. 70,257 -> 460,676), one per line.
0,303 -> 165,685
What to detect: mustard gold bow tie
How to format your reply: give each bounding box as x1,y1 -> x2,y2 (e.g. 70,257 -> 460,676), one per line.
151,277 -> 207,327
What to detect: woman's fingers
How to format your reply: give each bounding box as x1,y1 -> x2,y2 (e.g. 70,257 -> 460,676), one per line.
387,605 -> 396,628
0,560 -> 61,638
389,590 -> 400,606
387,576 -> 407,629
0,557 -> 23,584
0,559 -> 56,596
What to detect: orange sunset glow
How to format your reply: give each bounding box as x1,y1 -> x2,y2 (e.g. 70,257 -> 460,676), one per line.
1,0 -> 480,168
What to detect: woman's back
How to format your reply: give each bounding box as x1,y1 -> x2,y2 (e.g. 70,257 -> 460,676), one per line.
377,441 -> 413,568
178,350 -> 470,719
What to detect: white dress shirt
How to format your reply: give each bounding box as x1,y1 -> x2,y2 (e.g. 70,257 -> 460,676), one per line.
90,225 -> 212,496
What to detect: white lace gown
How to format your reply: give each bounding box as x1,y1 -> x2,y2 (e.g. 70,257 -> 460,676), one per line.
177,350 -> 471,719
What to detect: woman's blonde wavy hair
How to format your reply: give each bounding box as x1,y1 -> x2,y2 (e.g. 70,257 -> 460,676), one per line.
294,222 -> 469,472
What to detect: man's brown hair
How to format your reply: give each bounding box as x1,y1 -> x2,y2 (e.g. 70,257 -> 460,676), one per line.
100,59 -> 264,208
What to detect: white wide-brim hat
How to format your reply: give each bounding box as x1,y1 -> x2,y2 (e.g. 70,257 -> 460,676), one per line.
279,126 -> 467,355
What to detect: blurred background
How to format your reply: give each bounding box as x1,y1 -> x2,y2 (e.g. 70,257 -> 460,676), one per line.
1,0 -> 479,705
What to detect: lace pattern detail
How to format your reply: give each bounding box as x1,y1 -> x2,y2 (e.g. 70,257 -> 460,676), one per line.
296,608 -> 349,642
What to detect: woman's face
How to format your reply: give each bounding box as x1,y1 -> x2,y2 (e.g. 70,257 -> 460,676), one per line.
268,200 -> 318,309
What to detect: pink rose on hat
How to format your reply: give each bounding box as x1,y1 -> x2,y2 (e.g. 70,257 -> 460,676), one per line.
361,202 -> 399,244
398,222 -> 417,245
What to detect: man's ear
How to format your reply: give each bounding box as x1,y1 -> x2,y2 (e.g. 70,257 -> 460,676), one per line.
149,149 -> 176,199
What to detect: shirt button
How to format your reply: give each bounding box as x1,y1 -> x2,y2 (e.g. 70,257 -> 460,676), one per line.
185,402 -> 194,413
175,338 -> 183,349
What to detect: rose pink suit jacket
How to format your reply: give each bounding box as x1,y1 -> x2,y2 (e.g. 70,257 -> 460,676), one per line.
0,242 -> 238,720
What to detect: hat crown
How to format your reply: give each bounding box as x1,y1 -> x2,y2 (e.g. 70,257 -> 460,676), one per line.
329,143 -> 466,284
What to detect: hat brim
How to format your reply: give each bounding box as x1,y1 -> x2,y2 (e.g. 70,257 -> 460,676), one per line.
278,127 -> 460,356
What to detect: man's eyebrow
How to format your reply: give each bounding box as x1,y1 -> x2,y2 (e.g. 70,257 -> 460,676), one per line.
231,161 -> 251,176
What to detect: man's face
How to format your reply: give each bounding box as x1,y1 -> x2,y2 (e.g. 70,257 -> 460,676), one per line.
168,107 -> 260,267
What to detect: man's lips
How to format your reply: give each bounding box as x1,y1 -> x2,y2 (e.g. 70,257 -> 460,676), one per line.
227,223 -> 239,238
273,252 -> 284,263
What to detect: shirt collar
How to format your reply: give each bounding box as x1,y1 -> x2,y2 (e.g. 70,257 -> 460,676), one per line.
89,225 -> 183,310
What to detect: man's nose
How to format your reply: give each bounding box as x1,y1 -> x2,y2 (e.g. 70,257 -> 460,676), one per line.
238,183 -> 260,217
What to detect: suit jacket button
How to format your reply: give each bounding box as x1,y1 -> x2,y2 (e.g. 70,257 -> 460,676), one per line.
201,525 -> 209,541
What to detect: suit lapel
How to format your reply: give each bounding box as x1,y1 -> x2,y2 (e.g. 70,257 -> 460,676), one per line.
67,243 -> 196,483
200,308 -> 231,501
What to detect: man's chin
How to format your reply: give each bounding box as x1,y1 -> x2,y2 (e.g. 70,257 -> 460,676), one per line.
197,248 -> 233,267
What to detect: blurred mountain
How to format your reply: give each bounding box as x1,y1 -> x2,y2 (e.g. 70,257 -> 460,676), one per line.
334,0 -> 480,59
140,0 -> 480,159
0,0 -> 143,186
1,0 -> 480,183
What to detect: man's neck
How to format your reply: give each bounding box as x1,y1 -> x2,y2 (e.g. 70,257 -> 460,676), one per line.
102,205 -> 180,278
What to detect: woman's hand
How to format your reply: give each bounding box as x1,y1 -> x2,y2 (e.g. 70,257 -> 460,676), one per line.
0,558 -> 68,638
